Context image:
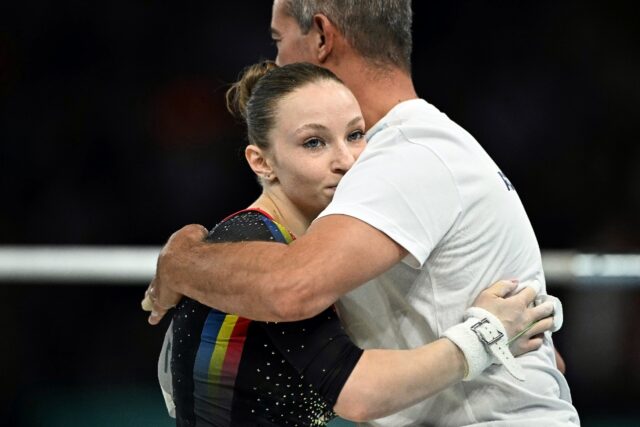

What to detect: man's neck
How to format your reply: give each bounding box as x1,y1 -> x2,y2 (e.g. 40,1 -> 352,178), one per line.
334,59 -> 418,131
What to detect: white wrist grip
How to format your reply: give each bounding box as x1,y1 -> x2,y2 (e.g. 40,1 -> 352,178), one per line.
443,307 -> 526,382
443,317 -> 492,381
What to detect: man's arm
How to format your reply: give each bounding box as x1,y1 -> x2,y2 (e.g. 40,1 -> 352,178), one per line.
145,214 -> 406,323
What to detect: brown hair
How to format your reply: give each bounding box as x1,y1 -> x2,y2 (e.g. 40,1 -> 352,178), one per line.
226,61 -> 344,149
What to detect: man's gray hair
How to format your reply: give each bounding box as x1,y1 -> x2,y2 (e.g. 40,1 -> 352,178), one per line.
284,0 -> 413,71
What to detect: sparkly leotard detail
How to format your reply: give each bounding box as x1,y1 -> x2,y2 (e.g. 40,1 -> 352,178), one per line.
170,209 -> 363,427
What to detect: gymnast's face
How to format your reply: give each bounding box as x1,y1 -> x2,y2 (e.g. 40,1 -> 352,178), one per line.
266,80 -> 365,219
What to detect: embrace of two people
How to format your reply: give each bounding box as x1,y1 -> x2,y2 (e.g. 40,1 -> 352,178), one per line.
142,1 -> 580,426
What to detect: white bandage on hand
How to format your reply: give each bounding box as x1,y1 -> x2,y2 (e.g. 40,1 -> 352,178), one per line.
517,279 -> 564,332
535,294 -> 563,332
443,307 -> 526,382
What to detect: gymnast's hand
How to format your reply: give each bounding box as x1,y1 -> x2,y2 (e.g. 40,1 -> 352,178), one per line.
142,224 -> 209,325
471,280 -> 555,357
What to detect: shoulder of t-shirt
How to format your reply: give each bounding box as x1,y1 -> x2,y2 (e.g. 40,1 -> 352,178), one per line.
205,210 -> 290,244
372,108 -> 471,150
363,123 -> 458,179
366,102 -> 481,175
355,106 -> 468,206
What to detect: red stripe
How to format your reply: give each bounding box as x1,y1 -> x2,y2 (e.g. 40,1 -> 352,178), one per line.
219,317 -> 251,386
220,207 -> 274,223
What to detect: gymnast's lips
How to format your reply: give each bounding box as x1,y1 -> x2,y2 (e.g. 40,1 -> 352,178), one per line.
325,185 -> 338,194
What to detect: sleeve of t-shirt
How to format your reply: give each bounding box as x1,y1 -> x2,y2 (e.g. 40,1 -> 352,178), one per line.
259,308 -> 363,407
318,128 -> 463,268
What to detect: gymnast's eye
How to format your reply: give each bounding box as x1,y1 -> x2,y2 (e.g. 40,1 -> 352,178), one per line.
347,130 -> 365,142
303,138 -> 325,149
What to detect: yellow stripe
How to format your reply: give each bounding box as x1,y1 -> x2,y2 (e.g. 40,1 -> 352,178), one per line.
274,221 -> 294,243
208,314 -> 239,382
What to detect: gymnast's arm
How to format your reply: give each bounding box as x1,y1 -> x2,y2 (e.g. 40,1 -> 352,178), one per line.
336,315 -> 554,421
335,338 -> 466,421
267,281 -> 554,422
147,214 -> 405,323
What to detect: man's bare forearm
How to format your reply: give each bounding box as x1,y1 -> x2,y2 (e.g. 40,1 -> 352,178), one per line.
148,216 -> 405,323
161,238 -> 324,321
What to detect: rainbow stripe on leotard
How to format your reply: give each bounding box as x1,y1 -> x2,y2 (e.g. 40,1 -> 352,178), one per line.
191,209 -> 294,425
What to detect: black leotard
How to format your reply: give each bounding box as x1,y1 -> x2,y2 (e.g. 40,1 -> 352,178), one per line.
168,209 -> 363,426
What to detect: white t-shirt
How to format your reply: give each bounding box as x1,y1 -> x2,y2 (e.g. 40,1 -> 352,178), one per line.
318,99 -> 580,426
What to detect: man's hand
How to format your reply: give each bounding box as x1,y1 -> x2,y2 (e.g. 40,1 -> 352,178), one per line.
141,224 -> 209,325
141,282 -> 181,325
472,280 -> 555,356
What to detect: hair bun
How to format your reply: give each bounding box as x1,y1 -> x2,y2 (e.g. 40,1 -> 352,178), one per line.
226,60 -> 278,120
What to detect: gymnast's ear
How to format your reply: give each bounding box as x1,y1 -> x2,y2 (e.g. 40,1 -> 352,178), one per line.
311,14 -> 336,64
245,145 -> 276,182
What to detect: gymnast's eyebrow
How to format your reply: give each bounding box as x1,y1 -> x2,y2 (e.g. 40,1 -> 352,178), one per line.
294,116 -> 364,135
294,123 -> 328,135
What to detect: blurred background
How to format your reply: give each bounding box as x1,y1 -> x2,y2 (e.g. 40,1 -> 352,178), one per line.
1,1 -> 639,426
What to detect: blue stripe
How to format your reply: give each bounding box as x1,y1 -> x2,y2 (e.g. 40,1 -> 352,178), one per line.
260,216 -> 288,243
193,310 -> 225,382
192,310 -> 228,425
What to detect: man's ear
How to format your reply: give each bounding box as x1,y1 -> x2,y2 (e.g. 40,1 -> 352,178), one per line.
312,14 -> 337,63
245,145 -> 276,182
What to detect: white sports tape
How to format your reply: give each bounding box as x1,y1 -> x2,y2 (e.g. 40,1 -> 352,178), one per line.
516,279 -> 564,332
